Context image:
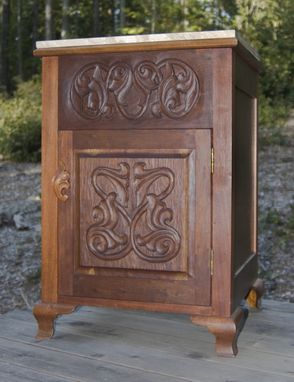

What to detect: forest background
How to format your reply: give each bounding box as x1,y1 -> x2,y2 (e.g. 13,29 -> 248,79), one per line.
0,0 -> 293,161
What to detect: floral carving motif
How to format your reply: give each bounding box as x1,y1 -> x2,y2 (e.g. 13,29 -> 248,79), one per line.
86,162 -> 181,262
71,59 -> 200,120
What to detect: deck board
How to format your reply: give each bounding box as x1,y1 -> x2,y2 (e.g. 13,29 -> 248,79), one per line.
0,300 -> 293,382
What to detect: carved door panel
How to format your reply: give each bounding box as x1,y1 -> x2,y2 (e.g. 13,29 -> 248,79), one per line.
58,129 -> 212,306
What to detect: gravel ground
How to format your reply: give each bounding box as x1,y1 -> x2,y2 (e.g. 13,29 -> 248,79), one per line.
258,114 -> 294,301
0,119 -> 293,313
0,162 -> 41,313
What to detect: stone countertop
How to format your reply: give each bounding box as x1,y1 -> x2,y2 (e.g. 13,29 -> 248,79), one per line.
34,30 -> 259,61
36,30 -> 238,48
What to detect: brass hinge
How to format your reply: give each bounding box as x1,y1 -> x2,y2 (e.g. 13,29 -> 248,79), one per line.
210,249 -> 214,276
211,147 -> 214,174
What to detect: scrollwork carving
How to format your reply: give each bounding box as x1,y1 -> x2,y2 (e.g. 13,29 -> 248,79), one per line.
53,166 -> 70,202
71,59 -> 199,120
86,163 -> 132,260
86,162 -> 181,262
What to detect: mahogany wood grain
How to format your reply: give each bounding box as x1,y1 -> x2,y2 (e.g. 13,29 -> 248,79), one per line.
33,303 -> 77,339
211,48 -> 233,317
58,49 -> 213,131
35,39 -> 260,357
40,57 -> 59,303
58,131 -> 74,296
58,295 -> 212,316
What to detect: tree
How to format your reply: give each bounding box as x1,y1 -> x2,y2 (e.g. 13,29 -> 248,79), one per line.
0,0 -> 11,93
61,0 -> 70,39
16,0 -> 23,79
93,0 -> 100,36
221,0 -> 294,126
0,0 -> 292,132
32,0 -> 39,48
120,0 -> 125,31
45,0 -> 53,40
150,0 -> 156,33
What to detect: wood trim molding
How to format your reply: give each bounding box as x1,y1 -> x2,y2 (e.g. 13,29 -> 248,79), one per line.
41,56 -> 59,303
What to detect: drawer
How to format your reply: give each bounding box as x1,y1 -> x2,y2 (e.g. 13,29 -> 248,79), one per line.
58,49 -> 213,130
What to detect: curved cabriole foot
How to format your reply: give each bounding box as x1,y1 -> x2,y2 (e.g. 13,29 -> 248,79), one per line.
246,278 -> 264,309
191,306 -> 249,357
33,303 -> 77,340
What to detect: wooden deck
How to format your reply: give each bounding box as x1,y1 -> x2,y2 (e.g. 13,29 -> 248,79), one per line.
0,299 -> 293,382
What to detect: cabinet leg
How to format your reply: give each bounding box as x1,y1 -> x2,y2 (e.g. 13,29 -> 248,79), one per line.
246,278 -> 264,309
191,306 -> 249,357
33,303 -> 77,340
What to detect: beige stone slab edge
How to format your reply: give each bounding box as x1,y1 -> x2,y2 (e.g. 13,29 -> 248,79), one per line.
36,30 -> 236,48
34,30 -> 259,61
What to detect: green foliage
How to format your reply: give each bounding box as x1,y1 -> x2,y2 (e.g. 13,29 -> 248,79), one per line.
287,205 -> 294,232
222,0 -> 294,130
260,206 -> 294,243
0,77 -> 41,162
0,0 -> 293,162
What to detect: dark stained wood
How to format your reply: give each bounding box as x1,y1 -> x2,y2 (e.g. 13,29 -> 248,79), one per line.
35,35 -> 260,357
232,54 -> 258,311
235,53 -> 258,97
233,88 -> 255,272
233,253 -> 258,310
33,303 -> 77,339
235,42 -> 262,73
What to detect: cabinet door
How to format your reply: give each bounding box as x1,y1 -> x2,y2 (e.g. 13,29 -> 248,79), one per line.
57,129 -> 212,306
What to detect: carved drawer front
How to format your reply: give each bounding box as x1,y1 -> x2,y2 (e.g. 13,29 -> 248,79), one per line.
59,49 -> 213,130
58,129 -> 212,306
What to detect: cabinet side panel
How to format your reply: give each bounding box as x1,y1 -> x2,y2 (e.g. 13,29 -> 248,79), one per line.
233,55 -> 258,310
41,57 -> 59,303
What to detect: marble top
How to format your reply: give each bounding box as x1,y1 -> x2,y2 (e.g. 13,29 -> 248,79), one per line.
36,30 -> 238,49
35,30 -> 259,60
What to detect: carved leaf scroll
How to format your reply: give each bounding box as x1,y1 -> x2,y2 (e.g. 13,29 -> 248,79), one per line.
86,162 -> 181,262
53,166 -> 70,202
71,59 -> 200,120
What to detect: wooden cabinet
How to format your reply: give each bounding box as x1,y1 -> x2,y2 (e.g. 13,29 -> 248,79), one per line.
33,31 -> 263,357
